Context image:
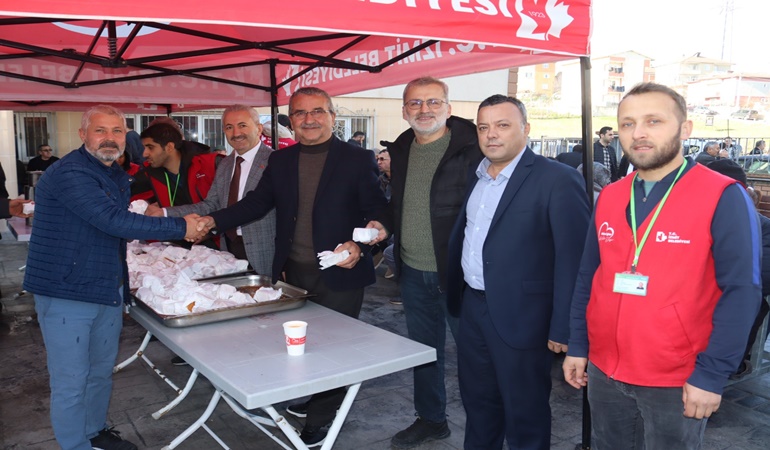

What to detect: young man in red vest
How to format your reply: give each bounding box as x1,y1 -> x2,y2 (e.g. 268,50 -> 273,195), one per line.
132,122 -> 221,249
563,82 -> 762,449
133,122 -> 220,208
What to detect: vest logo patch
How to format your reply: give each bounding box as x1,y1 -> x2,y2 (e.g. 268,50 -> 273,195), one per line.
656,231 -> 690,244
598,222 -> 614,242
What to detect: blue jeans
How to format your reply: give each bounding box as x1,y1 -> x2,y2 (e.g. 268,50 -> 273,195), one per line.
587,362 -> 708,450
399,263 -> 459,423
35,294 -> 123,450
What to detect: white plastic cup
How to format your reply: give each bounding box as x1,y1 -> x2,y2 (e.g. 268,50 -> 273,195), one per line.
283,320 -> 308,356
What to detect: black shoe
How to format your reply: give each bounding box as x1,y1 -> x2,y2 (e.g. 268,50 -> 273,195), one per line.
171,356 -> 188,366
300,425 -> 327,447
285,401 -> 309,418
90,427 -> 138,450
391,418 -> 450,449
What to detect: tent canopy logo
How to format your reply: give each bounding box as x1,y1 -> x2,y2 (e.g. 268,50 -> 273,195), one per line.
516,0 -> 574,41
364,0 -> 574,41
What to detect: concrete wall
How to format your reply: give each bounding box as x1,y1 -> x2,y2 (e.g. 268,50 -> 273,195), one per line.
53,111 -> 84,156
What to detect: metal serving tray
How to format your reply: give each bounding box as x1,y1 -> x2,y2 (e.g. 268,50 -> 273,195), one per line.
131,274 -> 310,328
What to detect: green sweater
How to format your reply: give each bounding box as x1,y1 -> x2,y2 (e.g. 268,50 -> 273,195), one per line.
400,131 -> 451,272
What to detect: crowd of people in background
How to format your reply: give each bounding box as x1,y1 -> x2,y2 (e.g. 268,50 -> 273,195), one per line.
3,79 -> 769,450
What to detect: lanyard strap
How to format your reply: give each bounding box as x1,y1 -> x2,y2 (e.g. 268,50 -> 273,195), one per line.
629,161 -> 687,272
164,172 -> 180,207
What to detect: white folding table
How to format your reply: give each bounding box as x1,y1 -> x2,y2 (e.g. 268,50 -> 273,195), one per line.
123,302 -> 436,449
6,217 -> 32,242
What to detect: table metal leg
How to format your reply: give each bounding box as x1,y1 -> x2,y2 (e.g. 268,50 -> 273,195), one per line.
152,369 -> 199,419
162,390 -> 224,450
114,331 -> 153,372
216,383 -> 362,450
320,383 -> 361,450
113,330 -> 200,419
222,394 -> 296,450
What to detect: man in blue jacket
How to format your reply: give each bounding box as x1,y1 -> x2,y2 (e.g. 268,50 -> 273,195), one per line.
23,105 -> 200,450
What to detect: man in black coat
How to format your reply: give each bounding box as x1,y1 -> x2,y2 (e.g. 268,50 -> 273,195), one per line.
366,77 -> 484,449
195,87 -> 387,447
593,126 -> 619,181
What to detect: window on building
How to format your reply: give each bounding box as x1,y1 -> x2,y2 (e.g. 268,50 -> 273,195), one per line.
139,112 -> 224,150
333,114 -> 373,148
14,112 -> 53,161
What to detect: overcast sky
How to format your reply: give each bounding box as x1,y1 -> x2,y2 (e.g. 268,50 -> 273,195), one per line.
590,0 -> 769,73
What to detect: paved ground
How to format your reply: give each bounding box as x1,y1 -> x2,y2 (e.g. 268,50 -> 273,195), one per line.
2,227 -> 770,449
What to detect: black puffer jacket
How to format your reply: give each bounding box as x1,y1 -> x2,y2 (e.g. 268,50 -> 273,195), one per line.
380,115 -> 483,289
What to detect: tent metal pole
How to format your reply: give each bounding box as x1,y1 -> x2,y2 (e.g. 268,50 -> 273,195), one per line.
580,56 -> 594,212
577,55 -> 593,450
269,59 -> 279,150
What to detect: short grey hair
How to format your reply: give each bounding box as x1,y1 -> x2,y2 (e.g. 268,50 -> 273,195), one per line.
222,104 -> 261,126
289,87 -> 335,114
81,105 -> 126,132
403,77 -> 449,102
704,141 -> 719,152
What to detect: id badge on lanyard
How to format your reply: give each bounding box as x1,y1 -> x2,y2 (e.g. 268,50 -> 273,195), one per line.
615,161 -> 686,298
614,272 -> 649,296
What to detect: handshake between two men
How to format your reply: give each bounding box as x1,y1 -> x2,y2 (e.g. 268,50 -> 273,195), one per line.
182,216 -> 392,270
183,215 -> 216,243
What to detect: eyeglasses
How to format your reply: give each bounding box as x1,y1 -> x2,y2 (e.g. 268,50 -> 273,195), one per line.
377,157 -> 389,162
404,98 -> 447,110
290,108 -> 330,119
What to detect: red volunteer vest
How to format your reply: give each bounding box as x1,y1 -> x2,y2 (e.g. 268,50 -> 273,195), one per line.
141,153 -> 219,207
588,164 -> 734,387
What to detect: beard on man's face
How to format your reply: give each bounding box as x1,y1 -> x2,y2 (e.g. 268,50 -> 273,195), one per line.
88,140 -> 123,162
626,131 -> 682,172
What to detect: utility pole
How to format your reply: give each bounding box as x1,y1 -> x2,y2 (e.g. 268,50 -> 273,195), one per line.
721,0 -> 733,61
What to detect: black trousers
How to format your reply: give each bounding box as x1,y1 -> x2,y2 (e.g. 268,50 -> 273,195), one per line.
284,259 -> 365,427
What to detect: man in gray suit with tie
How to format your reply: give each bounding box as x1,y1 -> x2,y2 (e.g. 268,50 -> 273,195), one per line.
146,105 -> 276,275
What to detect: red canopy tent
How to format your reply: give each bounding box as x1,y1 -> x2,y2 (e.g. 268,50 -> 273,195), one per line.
0,0 -> 592,112
0,0 -> 596,205
0,6 -> 597,443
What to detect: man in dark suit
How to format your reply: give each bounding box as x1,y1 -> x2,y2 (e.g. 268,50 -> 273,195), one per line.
446,95 -> 590,449
594,126 -> 619,181
149,105 -> 276,275
195,87 -> 387,447
556,143 -> 584,168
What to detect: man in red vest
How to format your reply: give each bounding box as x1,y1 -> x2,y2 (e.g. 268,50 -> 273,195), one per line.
133,122 -> 220,209
563,82 -> 762,449
132,122 -> 221,249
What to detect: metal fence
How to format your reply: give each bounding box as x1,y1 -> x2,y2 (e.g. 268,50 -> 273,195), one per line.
537,136 -> 766,160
